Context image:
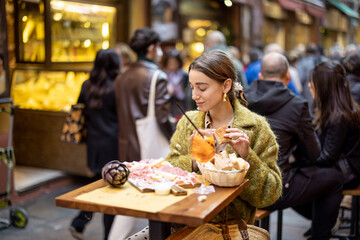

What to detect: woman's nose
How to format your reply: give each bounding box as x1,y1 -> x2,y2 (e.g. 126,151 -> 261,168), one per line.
192,90 -> 199,100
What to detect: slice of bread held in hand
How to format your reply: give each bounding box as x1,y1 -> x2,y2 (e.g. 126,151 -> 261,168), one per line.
214,125 -> 231,144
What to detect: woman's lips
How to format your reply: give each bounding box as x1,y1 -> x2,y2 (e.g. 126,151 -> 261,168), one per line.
196,102 -> 204,107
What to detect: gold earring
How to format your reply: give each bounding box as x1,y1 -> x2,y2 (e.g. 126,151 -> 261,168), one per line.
223,93 -> 228,102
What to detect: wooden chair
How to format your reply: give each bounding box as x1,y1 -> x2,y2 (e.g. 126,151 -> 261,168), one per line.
254,209 -> 283,240
333,185 -> 360,239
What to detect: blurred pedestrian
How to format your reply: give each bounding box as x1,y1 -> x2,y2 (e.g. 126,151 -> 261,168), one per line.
245,53 -> 343,240
310,61 -> 360,190
227,45 -> 241,62
245,43 -> 299,95
342,52 -> 360,105
286,49 -> 302,93
111,27 -> 173,239
297,42 -> 326,111
248,47 -> 263,66
70,48 -> 121,240
328,43 -> 344,62
345,43 -> 358,56
161,48 -> 189,128
114,42 -> 136,73
204,30 -> 247,88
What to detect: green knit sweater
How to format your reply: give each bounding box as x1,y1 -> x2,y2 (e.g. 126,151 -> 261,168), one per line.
165,99 -> 282,224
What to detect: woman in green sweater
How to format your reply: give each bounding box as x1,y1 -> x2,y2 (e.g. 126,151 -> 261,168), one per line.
165,49 -> 282,224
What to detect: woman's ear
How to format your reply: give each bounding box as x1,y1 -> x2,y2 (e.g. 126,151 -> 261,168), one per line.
223,78 -> 232,93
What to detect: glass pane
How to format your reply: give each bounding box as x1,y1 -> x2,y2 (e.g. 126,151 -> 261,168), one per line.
51,0 -> 116,62
11,69 -> 89,111
18,0 -> 45,62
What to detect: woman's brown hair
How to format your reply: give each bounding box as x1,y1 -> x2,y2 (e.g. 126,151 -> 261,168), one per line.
311,61 -> 360,130
188,49 -> 247,106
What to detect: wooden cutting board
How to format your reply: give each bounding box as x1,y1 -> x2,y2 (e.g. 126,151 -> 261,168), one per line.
128,178 -> 201,193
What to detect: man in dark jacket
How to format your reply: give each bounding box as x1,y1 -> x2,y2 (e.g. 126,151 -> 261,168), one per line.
244,52 -> 343,240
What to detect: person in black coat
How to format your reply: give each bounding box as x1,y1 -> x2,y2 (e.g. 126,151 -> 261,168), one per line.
309,61 -> 360,190
70,49 -> 121,240
244,52 -> 343,240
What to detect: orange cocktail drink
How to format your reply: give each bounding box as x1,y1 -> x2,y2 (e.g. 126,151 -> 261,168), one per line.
191,133 -> 216,164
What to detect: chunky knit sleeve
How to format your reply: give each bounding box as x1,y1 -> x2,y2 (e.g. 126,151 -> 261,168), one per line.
239,115 -> 282,209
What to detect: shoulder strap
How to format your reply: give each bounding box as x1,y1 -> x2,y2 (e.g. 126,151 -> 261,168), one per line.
230,202 -> 249,240
146,70 -> 161,117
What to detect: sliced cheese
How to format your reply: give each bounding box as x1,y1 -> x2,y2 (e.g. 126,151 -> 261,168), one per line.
154,170 -> 178,181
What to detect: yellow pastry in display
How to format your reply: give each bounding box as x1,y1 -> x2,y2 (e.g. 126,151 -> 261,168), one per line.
12,70 -> 88,111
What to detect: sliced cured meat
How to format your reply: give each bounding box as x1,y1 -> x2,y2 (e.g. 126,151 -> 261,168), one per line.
124,159 -> 201,190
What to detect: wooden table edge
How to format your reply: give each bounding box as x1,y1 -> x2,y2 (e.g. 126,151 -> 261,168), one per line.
55,179 -> 249,226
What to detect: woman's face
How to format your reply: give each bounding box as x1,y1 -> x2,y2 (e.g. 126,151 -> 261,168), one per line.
189,69 -> 225,112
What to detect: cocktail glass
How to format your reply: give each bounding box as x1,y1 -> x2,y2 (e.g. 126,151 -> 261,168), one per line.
191,132 -> 216,194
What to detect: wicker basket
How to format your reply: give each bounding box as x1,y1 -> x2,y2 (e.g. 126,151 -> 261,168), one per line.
198,161 -> 249,187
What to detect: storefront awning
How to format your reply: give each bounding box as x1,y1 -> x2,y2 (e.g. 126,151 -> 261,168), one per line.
277,0 -> 326,18
327,0 -> 359,19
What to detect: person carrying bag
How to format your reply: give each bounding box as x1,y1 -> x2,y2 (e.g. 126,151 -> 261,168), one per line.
135,70 -> 170,159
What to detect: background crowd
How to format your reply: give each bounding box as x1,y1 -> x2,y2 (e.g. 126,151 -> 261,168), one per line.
69,27 -> 360,240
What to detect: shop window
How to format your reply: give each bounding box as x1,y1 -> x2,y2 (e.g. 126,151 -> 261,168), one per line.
11,69 -> 89,111
50,0 -> 116,62
17,0 -> 45,62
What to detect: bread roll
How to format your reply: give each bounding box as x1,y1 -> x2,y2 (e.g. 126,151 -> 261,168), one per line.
214,153 -> 233,171
232,157 -> 248,170
214,125 -> 231,144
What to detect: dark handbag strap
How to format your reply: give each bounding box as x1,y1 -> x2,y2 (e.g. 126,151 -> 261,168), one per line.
221,202 -> 249,240
230,202 -> 249,240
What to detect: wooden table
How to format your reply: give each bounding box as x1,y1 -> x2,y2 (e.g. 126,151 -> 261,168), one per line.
56,179 -> 249,239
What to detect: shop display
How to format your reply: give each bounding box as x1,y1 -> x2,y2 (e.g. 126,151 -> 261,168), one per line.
17,0 -> 116,63
11,69 -> 88,111
50,0 -> 116,62
17,0 -> 45,62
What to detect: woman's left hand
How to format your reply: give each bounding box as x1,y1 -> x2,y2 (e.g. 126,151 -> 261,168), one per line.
224,128 -> 250,159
